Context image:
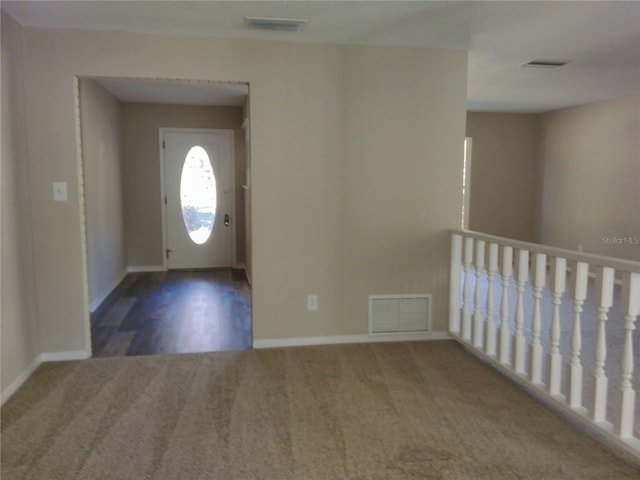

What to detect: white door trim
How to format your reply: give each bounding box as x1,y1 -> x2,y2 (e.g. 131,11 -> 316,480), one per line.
159,128 -> 236,270
462,137 -> 473,230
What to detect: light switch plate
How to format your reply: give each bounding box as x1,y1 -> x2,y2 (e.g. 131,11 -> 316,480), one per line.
53,182 -> 67,202
307,294 -> 318,311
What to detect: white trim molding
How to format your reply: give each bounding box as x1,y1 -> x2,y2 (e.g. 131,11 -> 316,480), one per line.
234,263 -> 252,285
40,351 -> 91,362
253,331 -> 450,349
459,341 -> 640,467
127,265 -> 166,273
1,350 -> 91,406
89,269 -> 128,312
1,356 -> 41,406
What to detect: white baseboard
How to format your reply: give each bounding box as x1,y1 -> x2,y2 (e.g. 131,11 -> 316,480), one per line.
127,265 -> 166,273
89,269 -> 128,313
90,266 -> 166,312
456,336 -> 640,467
237,263 -> 252,285
1,349 -> 90,407
253,331 -> 450,349
40,350 -> 91,362
1,355 -> 41,406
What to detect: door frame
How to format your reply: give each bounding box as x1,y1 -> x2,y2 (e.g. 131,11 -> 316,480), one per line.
462,137 -> 473,230
159,127 -> 236,270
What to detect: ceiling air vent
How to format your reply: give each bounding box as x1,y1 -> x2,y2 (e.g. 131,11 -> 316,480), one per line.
522,60 -> 569,68
245,17 -> 308,32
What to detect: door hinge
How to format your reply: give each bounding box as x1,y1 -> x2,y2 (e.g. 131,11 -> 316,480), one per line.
164,195 -> 167,205
166,249 -> 172,259
162,140 -> 165,149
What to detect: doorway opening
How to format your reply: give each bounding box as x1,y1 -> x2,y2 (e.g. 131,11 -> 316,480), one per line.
76,76 -> 252,357
90,269 -> 251,356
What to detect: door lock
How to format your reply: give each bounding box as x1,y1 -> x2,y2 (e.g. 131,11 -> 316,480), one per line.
224,214 -> 230,226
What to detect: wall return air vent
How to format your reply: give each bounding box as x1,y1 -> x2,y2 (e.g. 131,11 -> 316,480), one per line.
369,295 -> 431,335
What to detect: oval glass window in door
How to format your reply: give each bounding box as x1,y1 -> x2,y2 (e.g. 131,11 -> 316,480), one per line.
180,146 -> 216,245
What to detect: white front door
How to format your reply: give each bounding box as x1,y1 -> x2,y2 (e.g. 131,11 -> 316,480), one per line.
163,130 -> 234,269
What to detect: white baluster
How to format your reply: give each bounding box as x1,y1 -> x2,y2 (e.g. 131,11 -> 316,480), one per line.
485,243 -> 499,357
567,261 -> 589,409
473,240 -> 486,348
616,272 -> 640,438
449,234 -> 463,335
499,246 -> 513,365
547,257 -> 566,397
513,249 -> 529,374
462,237 -> 474,341
590,266 -> 614,423
529,253 -> 546,385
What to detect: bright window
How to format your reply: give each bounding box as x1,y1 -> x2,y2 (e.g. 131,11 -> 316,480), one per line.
180,146 -> 216,245
461,138 -> 472,229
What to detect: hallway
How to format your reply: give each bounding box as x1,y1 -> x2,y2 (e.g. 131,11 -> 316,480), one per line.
91,269 -> 251,357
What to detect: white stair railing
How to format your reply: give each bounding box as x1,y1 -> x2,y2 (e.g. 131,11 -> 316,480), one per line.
499,245 -> 513,366
529,253 -> 546,386
567,261 -> 588,409
513,249 -> 529,374
449,229 -> 640,457
591,266 -> 614,423
484,243 -> 499,357
548,257 -> 566,397
461,237 -> 474,341
618,272 -> 640,439
473,240 -> 485,349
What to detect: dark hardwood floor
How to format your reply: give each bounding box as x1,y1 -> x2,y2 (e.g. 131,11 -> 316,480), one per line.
91,269 -> 251,357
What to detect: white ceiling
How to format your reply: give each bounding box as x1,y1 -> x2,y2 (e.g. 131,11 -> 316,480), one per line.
3,0 -> 639,112
93,78 -> 249,106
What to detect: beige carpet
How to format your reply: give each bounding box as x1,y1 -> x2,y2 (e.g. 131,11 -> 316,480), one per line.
1,341 -> 638,479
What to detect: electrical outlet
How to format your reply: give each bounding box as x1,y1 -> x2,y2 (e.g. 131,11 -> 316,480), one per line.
307,294 -> 318,312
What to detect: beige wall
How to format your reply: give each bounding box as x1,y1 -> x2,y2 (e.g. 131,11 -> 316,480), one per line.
332,46 -> 467,339
79,79 -> 127,307
17,25 -> 466,354
1,12 -> 40,395
121,104 -> 246,267
465,113 -> 540,242
539,94 -> 640,260
466,95 -> 639,261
